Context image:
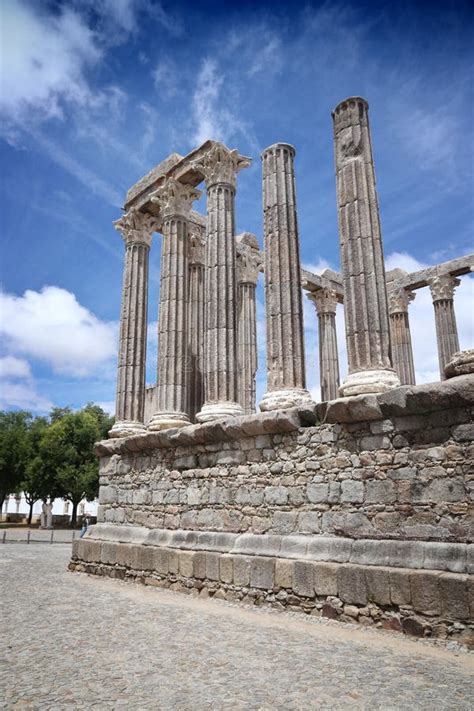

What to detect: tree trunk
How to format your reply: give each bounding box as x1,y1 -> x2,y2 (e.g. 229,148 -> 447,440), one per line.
27,501 -> 34,526
71,501 -> 79,528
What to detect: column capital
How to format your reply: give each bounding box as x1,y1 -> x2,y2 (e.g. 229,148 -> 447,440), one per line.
191,142 -> 251,189
150,177 -> 201,220
188,225 -> 206,266
428,274 -> 461,302
308,288 -> 338,315
387,287 -> 416,315
236,233 -> 262,285
114,208 -> 159,248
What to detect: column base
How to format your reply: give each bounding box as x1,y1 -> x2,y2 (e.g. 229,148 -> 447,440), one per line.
109,421 -> 147,439
259,388 -> 314,412
148,411 -> 190,431
196,401 -> 244,423
339,369 -> 400,397
445,349 -> 474,378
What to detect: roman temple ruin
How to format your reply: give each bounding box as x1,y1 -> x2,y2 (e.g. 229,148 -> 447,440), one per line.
71,97 -> 474,645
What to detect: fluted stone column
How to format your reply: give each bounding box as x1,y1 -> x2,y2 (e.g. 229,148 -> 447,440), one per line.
148,178 -> 201,430
428,274 -> 460,380
188,222 -> 206,421
388,288 -> 416,386
259,143 -> 313,411
308,289 -> 340,402
332,97 -> 399,396
236,232 -> 262,414
192,143 -> 251,422
110,208 -> 158,438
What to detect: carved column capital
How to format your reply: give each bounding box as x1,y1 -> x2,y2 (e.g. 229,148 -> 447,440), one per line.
308,288 -> 338,315
191,142 -> 251,189
114,208 -> 159,248
236,233 -> 262,285
387,288 -> 416,315
150,177 -> 201,220
428,274 -> 461,302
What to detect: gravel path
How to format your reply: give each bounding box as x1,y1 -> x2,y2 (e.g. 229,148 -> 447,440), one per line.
1,545 -> 472,710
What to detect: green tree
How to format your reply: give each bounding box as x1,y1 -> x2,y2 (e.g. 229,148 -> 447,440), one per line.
21,416 -> 55,525
39,409 -> 102,526
0,411 -> 32,512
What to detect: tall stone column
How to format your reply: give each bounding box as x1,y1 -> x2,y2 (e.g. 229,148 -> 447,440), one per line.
187,221 -> 206,421
332,97 -> 399,396
148,178 -> 201,430
236,233 -> 262,415
110,208 -> 157,438
192,142 -> 251,422
388,288 -> 416,386
308,288 -> 340,402
428,274 -> 461,380
259,143 -> 313,411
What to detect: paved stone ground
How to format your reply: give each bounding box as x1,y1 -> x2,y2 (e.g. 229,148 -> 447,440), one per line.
1,546 -> 473,710
1,528 -> 78,544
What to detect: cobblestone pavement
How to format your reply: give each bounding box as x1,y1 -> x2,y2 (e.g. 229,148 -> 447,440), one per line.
1,546 -> 473,710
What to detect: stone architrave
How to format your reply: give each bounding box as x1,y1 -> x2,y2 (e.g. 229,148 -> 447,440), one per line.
109,208 -> 158,438
332,97 -> 400,396
308,288 -> 340,401
259,143 -> 314,411
236,233 -> 263,414
148,178 -> 202,430
192,143 -> 251,423
428,274 -> 461,380
188,220 -> 206,421
387,288 -> 416,386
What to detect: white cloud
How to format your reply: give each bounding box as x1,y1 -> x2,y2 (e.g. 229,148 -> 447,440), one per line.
152,59 -> 178,97
384,251 -> 428,273
0,381 -> 53,413
0,1 -> 101,122
247,36 -> 282,77
0,286 -> 117,377
302,258 -> 335,274
94,400 -> 116,415
0,356 -> 31,379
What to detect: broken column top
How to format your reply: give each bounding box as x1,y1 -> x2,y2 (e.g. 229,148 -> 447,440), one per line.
261,142 -> 295,157
332,96 -> 369,119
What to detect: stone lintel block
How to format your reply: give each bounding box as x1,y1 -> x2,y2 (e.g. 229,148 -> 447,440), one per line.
178,550 -> 195,578
438,574 -> 469,620
318,395 -> 383,424
233,533 -> 282,557
100,542 -> 117,565
233,556 -> 252,587
275,559 -> 294,588
313,562 -> 338,596
306,537 -> 353,563
293,561 -> 315,597
250,557 -> 275,589
193,552 -> 207,579
377,375 -> 474,418
279,536 -> 309,559
219,555 -> 233,583
206,552 -> 220,581
422,542 -> 467,574
410,571 -> 441,615
365,567 -> 391,606
389,569 -> 411,606
337,565 -> 367,605
78,539 -> 101,563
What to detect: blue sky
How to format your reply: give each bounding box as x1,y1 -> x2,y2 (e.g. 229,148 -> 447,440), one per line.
0,0 -> 473,414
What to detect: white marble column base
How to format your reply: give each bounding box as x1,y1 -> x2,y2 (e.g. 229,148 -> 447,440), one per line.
196,401 -> 244,423
339,369 -> 400,397
109,420 -> 147,439
259,388 -> 315,412
445,349 -> 474,378
147,411 -> 190,431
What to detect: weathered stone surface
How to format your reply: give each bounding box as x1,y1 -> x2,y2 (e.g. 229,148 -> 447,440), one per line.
293,562 -> 315,597
410,572 -> 441,615
250,557 -> 275,589
365,567 -> 391,605
428,275 -> 461,380
308,289 -> 340,402
313,563 -> 338,596
438,574 -> 469,619
275,559 -> 294,588
337,566 -> 367,605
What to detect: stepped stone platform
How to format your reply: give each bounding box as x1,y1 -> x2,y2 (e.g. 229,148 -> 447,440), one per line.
70,375 -> 474,646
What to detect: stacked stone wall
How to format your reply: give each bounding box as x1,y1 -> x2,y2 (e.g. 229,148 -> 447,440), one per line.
70,376 -> 474,645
